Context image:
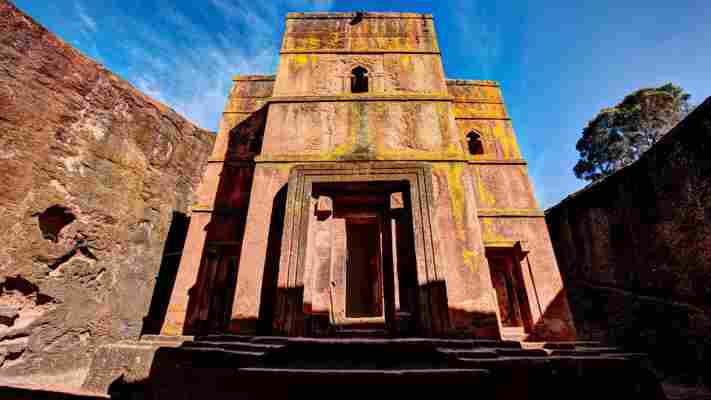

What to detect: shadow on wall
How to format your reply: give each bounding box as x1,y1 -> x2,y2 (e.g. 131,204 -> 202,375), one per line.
566,281 -> 710,385
545,97 -> 711,386
257,185 -> 288,335
141,212 -> 190,335
140,106 -> 268,336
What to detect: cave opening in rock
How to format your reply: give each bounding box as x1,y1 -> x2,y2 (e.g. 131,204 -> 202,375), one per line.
36,205 -> 76,242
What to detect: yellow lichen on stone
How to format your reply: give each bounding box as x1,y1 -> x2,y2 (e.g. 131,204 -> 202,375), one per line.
433,163 -> 466,240
400,54 -> 412,70
491,121 -> 521,159
305,36 -> 321,50
463,249 -> 479,273
293,54 -> 309,66
481,217 -> 509,243
473,166 -> 496,207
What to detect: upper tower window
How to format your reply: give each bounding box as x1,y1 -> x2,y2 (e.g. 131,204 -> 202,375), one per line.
350,67 -> 369,93
467,131 -> 485,155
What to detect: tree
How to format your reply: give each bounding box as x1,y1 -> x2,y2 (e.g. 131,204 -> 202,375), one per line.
574,83 -> 693,182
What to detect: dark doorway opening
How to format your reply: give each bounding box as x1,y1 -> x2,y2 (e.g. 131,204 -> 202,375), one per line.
486,249 -> 531,329
345,218 -> 383,318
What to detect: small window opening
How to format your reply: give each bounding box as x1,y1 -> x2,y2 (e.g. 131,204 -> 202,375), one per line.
351,66 -> 369,93
467,131 -> 484,156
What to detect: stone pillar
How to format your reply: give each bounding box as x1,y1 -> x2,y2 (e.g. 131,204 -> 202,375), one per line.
160,216 -> 213,334
228,165 -> 288,334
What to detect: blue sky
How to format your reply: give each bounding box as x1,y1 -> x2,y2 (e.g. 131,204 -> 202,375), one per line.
12,0 -> 710,207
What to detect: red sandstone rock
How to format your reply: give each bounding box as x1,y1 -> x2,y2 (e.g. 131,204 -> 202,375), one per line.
0,0 -> 214,387
161,11 -> 575,343
546,97 -> 711,387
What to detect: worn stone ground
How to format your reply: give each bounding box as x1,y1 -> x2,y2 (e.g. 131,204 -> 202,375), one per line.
0,0 -> 214,387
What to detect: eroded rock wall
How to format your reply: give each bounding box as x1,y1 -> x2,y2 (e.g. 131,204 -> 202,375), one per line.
545,98 -> 711,385
0,0 -> 214,386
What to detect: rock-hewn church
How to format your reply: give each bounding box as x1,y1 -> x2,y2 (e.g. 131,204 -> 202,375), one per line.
161,11 -> 575,341
81,12 -> 665,399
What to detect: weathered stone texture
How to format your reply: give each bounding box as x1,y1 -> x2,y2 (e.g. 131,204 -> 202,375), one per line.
281,12 -> 439,53
545,97 -> 711,384
161,12 -> 574,342
0,0 -> 214,386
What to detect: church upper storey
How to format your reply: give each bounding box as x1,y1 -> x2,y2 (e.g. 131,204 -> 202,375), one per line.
281,12 -> 440,54
220,12 -> 517,163
273,12 -> 448,97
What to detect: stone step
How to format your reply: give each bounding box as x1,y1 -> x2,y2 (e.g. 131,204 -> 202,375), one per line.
139,334 -> 192,343
183,341 -> 284,352
176,346 -> 265,358
550,347 -> 624,356
194,334 -> 256,343
249,336 -> 291,345
238,367 -> 490,376
236,367 -> 491,386
156,346 -> 266,368
495,348 -> 550,357
542,341 -> 606,350
455,353 -> 647,367
228,367 -> 494,396
255,338 -> 454,369
437,348 -> 500,359
501,327 -> 528,342
388,338 -> 523,349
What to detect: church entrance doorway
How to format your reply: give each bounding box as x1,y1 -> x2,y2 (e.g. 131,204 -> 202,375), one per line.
345,217 -> 384,319
486,247 -> 532,334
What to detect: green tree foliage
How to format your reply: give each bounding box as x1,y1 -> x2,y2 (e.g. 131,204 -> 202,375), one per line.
574,83 -> 693,181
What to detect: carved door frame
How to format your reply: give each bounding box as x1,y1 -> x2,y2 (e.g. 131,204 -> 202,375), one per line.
274,162 -> 447,336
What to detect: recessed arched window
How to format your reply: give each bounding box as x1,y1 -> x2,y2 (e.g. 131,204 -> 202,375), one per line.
350,66 -> 369,93
467,131 -> 485,156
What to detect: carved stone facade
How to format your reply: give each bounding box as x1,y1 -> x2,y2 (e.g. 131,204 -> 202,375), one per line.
161,12 -> 576,341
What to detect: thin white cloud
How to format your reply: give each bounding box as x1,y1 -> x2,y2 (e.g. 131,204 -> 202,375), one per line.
77,1 -> 336,131
453,0 -> 501,78
75,1 -> 97,34
286,0 -> 335,11
115,1 -> 285,130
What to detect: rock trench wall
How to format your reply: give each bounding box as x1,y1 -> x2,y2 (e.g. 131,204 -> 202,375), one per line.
0,0 -> 214,386
545,97 -> 711,385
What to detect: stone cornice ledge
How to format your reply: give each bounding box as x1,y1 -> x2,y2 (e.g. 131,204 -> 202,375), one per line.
205,157 -> 527,165
253,156 -> 470,163
268,94 -> 453,103
280,49 -> 441,55
468,159 -> 527,165
477,208 -> 545,218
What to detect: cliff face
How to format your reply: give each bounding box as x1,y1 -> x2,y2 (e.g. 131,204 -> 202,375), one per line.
0,0 -> 214,386
546,98 -> 711,385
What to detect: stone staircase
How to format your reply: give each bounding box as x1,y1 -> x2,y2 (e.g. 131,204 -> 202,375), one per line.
99,334 -> 667,399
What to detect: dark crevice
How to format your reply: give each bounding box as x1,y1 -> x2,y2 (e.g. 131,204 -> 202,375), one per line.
78,246 -> 98,260
36,293 -> 54,306
34,205 -> 76,242
1,276 -> 39,296
48,249 -> 78,271
1,276 -> 56,306
0,312 -> 19,327
47,238 -> 98,272
0,333 -> 29,342
3,348 -> 25,362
